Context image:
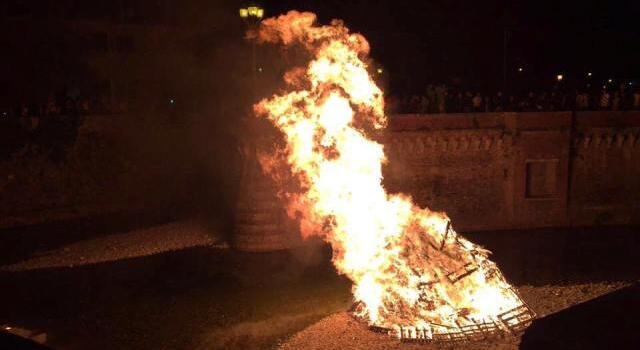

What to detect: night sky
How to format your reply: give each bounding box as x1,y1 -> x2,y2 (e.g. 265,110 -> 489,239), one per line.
260,0 -> 640,93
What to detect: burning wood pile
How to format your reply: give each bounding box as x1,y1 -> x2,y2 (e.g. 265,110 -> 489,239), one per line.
348,222 -> 536,343
249,11 -> 535,343
350,229 -> 536,342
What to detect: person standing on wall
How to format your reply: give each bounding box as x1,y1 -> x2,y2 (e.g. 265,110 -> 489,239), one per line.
599,88 -> 611,110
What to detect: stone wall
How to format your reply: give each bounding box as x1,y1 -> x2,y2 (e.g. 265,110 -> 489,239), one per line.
3,111 -> 637,242
234,111 -> 640,250
384,111 -> 640,231
0,114 -> 199,228
569,112 -> 640,226
383,127 -> 514,231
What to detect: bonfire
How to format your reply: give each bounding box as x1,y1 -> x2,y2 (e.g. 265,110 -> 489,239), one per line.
250,11 -> 534,342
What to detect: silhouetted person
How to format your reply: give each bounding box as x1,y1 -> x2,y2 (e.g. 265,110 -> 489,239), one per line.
435,85 -> 446,113
454,92 -> 464,113
535,92 -> 549,111
576,90 -> 589,110
599,89 -> 611,110
471,92 -> 482,112
633,88 -> 640,110
444,90 -> 455,113
507,95 -> 517,111
520,92 -> 536,112
550,91 -> 564,111
493,91 -> 505,112
612,92 -> 622,111
426,85 -> 436,113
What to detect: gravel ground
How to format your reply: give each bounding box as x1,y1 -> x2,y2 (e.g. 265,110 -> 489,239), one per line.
279,282 -> 631,350
0,221 -> 220,272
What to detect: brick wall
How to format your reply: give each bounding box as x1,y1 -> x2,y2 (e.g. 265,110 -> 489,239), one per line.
384,111 -> 640,231
0,114 -> 197,228
3,111 -> 637,243
234,111 -> 640,250
569,112 -> 640,226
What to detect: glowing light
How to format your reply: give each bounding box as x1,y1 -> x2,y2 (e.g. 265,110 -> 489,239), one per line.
252,10 -> 522,335
587,72 -> 592,77
556,74 -> 563,81
518,67 -> 523,72
608,78 -> 613,83
240,6 -> 264,19
377,68 -> 383,74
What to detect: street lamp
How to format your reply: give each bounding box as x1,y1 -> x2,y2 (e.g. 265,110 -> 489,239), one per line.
239,5 -> 264,22
239,4 -> 265,96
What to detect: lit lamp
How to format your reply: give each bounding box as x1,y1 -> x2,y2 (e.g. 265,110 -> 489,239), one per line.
377,68 -> 383,75
556,74 -> 563,82
239,5 -> 264,22
587,72 -> 592,77
239,4 -> 265,95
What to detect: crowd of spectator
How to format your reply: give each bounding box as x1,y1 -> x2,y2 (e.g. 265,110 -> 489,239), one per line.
0,94 -> 126,161
2,94 -> 128,120
387,83 -> 640,114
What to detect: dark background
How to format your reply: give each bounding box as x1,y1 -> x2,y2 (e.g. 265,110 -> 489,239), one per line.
1,0 -> 639,233
0,3 -> 639,349
1,0 -> 639,110
263,0 -> 640,94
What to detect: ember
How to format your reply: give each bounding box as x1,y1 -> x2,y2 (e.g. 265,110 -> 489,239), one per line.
251,10 -> 535,341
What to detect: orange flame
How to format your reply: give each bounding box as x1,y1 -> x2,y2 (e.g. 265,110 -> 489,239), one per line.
253,11 -> 521,335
